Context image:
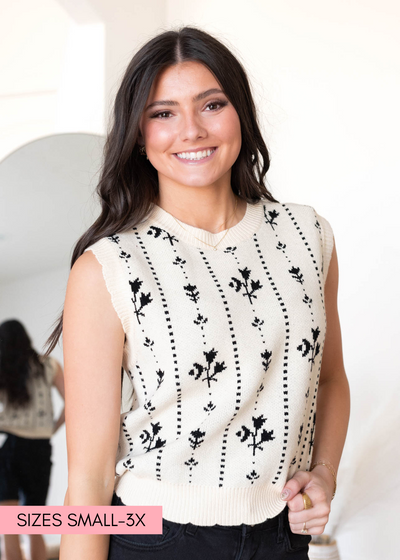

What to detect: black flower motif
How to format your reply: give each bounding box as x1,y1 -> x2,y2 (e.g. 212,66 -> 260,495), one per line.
236,415 -> 275,456
297,327 -> 321,371
203,401 -> 216,413
184,284 -> 200,304
129,278 -> 153,324
246,470 -> 260,482
289,266 -> 304,285
147,226 -> 179,246
139,422 -> 166,452
229,267 -> 263,304
264,208 -> 279,230
108,235 -> 120,244
189,429 -> 206,450
188,349 -> 226,389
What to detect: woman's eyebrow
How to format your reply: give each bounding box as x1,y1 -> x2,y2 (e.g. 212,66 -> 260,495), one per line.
145,88 -> 225,111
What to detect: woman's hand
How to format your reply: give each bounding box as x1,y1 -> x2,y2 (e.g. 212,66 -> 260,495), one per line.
280,466 -> 335,535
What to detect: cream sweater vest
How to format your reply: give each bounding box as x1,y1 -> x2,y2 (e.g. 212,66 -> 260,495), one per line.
85,197 -> 334,525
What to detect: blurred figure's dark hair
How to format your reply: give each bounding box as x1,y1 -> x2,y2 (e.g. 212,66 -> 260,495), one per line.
0,319 -> 45,407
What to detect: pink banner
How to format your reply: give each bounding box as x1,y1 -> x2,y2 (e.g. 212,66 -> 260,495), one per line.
0,506 -> 162,534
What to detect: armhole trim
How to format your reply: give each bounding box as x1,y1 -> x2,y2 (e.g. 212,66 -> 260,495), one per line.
84,239 -> 133,336
315,213 -> 334,285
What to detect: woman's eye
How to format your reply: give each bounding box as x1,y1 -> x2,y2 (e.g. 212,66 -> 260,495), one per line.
205,100 -> 227,111
151,111 -> 172,119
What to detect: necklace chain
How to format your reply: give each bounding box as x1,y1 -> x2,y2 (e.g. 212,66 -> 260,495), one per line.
171,196 -> 239,251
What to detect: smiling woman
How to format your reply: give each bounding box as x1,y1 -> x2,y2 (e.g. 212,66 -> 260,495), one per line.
44,26 -> 350,560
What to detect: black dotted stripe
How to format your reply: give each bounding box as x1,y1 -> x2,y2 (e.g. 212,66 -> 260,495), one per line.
133,229 -> 183,481
281,205 -> 327,470
265,204 -> 313,470
265,204 -> 315,322
171,249 -> 212,485
199,250 -> 242,488
224,243 -> 271,484
253,232 -> 290,484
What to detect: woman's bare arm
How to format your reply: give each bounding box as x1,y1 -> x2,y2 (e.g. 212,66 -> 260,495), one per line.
60,250 -> 125,560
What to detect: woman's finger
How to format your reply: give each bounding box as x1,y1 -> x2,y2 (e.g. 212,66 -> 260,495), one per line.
289,523 -> 327,536
288,502 -> 331,525
289,514 -> 330,532
286,491 -> 310,512
281,470 -> 311,502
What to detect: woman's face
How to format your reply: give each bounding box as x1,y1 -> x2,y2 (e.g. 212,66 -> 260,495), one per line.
139,61 -> 242,192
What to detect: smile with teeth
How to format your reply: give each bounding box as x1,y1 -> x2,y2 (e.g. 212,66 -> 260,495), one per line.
175,148 -> 216,160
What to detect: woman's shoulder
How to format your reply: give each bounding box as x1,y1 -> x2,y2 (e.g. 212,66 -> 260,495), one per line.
262,198 -> 333,243
260,197 -> 321,218
268,199 -> 330,223
83,229 -> 139,257
70,236 -> 134,336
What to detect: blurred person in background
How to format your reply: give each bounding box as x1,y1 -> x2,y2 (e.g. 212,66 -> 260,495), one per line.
0,319 -> 65,560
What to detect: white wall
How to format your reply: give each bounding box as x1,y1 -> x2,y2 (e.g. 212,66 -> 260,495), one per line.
164,2 -> 399,558
0,0 -> 106,162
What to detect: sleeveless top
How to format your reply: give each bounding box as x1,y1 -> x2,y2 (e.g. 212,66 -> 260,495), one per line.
84,197 -> 334,525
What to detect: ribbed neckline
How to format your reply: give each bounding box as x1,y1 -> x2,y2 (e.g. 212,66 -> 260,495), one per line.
146,198 -> 265,251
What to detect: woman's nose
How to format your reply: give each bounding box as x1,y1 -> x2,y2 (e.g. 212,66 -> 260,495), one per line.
179,112 -> 207,142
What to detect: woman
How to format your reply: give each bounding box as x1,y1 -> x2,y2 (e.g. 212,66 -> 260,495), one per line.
45,27 -> 350,560
0,319 -> 65,560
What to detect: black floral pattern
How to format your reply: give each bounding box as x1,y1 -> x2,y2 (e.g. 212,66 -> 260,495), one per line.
297,327 -> 321,371
184,283 -> 200,304
147,225 -> 179,246
236,415 -> 275,456
229,267 -> 263,304
189,429 -> 206,450
188,349 -> 227,389
140,422 -> 166,453
246,469 -> 260,483
129,278 -> 153,324
289,266 -> 304,285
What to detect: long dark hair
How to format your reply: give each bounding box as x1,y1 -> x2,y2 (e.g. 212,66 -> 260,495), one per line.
43,26 -> 278,355
0,319 -> 46,407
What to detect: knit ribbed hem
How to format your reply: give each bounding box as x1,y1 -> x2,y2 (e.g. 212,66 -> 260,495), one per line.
84,239 -> 134,335
114,472 -> 286,526
146,199 -> 265,250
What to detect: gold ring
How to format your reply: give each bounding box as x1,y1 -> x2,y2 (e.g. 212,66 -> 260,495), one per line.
301,522 -> 308,534
302,492 -> 313,510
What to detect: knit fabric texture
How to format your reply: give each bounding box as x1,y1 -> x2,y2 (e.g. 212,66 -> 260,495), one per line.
84,197 -> 334,525
0,356 -> 57,439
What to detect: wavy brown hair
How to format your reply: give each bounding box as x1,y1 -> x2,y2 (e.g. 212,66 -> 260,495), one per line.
43,26 -> 278,356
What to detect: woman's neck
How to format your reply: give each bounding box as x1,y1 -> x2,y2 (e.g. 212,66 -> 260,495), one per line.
154,191 -> 247,234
